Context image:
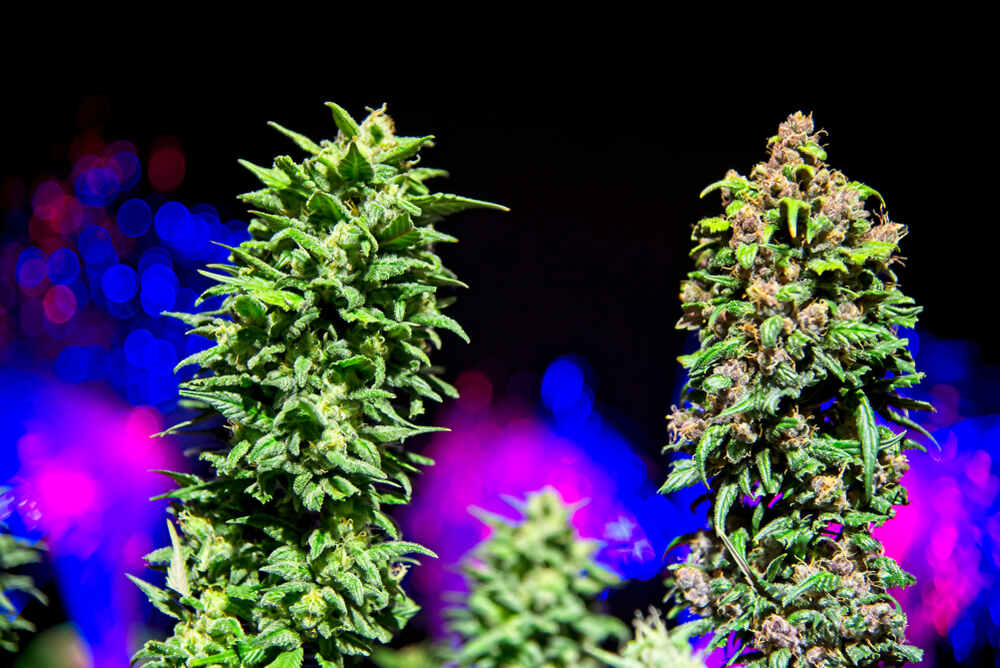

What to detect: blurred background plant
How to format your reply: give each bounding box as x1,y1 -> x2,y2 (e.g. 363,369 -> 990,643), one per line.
2,82 -> 998,666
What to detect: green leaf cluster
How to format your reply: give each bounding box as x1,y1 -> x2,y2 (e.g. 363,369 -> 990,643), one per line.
663,113 -> 927,667
446,489 -> 628,667
0,490 -> 46,653
371,642 -> 449,668
586,608 -> 707,668
130,103 -> 504,667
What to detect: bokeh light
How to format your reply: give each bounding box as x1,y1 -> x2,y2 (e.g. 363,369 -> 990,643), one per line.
1,116 -> 243,663
147,141 -> 185,192
77,225 -> 115,267
116,199 -> 151,237
46,248 -> 80,285
73,167 -> 119,207
42,285 -> 77,324
16,248 -> 47,290
100,264 -> 138,303
403,357 -> 687,635
31,181 -> 66,222
140,264 -> 178,316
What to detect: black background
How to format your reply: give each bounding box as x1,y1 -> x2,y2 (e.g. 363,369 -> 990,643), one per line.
2,51 -> 993,665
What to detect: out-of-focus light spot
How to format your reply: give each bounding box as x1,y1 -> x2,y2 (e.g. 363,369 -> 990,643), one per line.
146,339 -> 177,375
66,278 -> 89,307
148,143 -> 185,192
78,225 -> 116,267
138,246 -> 172,273
43,285 -> 77,324
32,180 -> 66,221
191,203 -> 219,219
931,525 -> 959,562
16,248 -> 47,289
110,152 -> 141,190
51,196 -> 84,235
47,248 -> 81,285
124,329 -> 153,367
74,167 -> 119,207
967,450 -> 992,487
455,370 -> 493,413
154,201 -> 189,245
116,199 -> 152,237
227,221 -> 251,246
185,210 -> 211,257
106,299 -> 138,319
542,357 -> 584,413
175,287 -> 197,312
101,264 -> 138,303
949,618 -> 976,663
55,346 -> 93,383
140,264 -> 178,316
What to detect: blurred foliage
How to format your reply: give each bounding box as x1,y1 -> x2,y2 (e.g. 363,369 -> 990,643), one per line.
1,489 -> 46,653
447,489 -> 628,666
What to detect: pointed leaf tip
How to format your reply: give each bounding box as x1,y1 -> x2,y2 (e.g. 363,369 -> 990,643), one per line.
325,102 -> 359,139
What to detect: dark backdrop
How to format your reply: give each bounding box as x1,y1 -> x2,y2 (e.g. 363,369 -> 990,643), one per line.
4,76 -> 992,453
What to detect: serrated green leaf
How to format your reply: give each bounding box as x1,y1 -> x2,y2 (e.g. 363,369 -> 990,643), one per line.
856,390 -> 879,503
326,102 -> 359,139
696,424 -> 729,488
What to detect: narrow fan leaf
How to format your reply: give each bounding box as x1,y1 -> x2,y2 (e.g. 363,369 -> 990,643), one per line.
856,391 -> 879,503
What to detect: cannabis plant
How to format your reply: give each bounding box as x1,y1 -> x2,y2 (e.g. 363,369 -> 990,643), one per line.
447,488 -> 628,667
129,103 -> 505,667
660,112 -> 928,667
371,642 -> 448,668
587,608 -> 706,668
1,489 -> 46,652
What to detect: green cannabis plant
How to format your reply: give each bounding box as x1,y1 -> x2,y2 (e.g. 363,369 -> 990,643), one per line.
447,488 -> 628,667
371,642 -> 448,668
129,103 -> 505,667
587,608 -> 707,668
660,112 -> 928,667
0,489 -> 46,653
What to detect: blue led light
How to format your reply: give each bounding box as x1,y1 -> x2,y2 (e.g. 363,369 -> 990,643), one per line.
87,346 -> 109,380
154,201 -> 189,245
78,225 -> 116,267
542,357 -> 584,413
949,618 -> 976,663
227,220 -> 251,246
101,264 -> 138,303
186,333 -> 213,356
189,212 -> 212,258
124,329 -> 154,367
54,346 -> 93,383
147,374 -> 178,405
175,287 -> 197,313
191,203 -> 220,221
16,248 -> 46,289
147,339 -> 177,375
138,246 -> 172,274
47,248 -> 81,285
140,264 -> 178,316
116,199 -> 152,237
16,247 -> 44,272
74,167 -> 120,207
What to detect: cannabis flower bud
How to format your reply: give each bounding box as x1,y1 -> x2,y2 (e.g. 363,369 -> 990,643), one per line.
661,112 -> 928,667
